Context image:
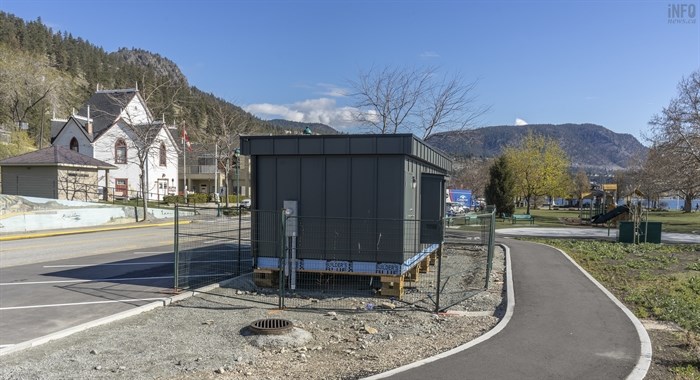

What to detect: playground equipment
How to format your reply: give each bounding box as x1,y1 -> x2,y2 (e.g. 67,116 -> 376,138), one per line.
588,184 -> 627,226
618,190 -> 662,244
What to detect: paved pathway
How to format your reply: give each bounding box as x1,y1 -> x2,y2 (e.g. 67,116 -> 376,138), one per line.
370,238 -> 648,380
497,226 -> 700,243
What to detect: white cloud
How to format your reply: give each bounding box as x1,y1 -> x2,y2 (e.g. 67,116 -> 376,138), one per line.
515,118 -> 528,126
316,83 -> 349,97
245,98 -> 359,130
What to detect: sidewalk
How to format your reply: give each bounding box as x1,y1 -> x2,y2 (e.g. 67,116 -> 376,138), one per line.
369,238 -> 649,380
496,226 -> 700,244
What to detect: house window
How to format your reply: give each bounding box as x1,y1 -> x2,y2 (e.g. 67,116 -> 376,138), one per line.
159,142 -> 166,167
69,137 -> 79,152
115,139 -> 127,164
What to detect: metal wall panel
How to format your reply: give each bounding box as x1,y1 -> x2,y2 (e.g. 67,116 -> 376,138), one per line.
274,138 -> 298,155
298,157 -> 325,259
351,157 -> 377,262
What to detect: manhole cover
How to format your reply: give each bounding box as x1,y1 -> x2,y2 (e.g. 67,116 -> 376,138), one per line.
249,318 -> 294,335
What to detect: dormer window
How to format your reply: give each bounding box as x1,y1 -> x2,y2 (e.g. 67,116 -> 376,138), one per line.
69,137 -> 79,152
159,142 -> 166,166
115,139 -> 127,164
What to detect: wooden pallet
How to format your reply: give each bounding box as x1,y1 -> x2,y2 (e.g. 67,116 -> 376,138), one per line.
380,276 -> 404,298
253,268 -> 278,288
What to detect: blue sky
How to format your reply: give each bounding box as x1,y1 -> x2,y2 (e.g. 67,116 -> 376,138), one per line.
2,0 -> 698,140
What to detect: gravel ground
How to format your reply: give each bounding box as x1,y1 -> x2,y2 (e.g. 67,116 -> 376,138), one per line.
0,245 -> 505,380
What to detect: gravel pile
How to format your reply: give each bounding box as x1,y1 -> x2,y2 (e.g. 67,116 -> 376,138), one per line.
0,245 -> 506,380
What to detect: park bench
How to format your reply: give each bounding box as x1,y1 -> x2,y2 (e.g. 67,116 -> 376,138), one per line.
500,213 -> 511,222
511,214 -> 535,224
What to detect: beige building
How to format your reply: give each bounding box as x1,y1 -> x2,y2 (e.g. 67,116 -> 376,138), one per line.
0,146 -> 116,202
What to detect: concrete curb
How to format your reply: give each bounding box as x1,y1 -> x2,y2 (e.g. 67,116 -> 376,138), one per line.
545,243 -> 652,380
0,220 -> 191,242
362,243 -> 515,380
0,281 -> 223,357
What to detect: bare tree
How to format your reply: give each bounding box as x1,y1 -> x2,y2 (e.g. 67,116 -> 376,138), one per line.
419,74 -> 489,139
192,104 -> 255,207
573,169 -> 590,210
647,71 -> 700,211
350,66 -> 487,139
449,157 -> 493,199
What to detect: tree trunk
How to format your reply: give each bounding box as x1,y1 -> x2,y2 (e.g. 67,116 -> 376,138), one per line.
525,194 -> 532,214
684,194 -> 693,213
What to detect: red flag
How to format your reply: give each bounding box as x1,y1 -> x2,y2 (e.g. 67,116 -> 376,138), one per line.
182,128 -> 192,152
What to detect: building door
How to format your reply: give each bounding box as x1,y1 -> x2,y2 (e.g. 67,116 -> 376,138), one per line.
115,178 -> 128,198
157,179 -> 168,201
420,174 -> 444,244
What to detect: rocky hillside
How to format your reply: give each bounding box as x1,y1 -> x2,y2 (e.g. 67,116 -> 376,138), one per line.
426,123 -> 647,170
110,48 -> 188,85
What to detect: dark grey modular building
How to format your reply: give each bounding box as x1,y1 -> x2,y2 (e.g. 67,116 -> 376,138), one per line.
240,134 -> 452,279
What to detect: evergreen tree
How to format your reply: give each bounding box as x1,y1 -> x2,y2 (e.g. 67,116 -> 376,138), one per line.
485,155 -> 515,215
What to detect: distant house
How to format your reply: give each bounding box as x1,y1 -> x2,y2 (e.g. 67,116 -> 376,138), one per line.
0,146 -> 116,201
51,88 -> 179,200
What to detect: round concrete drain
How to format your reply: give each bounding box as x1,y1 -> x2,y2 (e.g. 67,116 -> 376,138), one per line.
249,318 -> 294,335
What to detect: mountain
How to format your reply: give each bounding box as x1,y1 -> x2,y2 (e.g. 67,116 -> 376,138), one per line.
110,48 -> 188,85
0,12 -> 287,146
267,120 -> 339,135
426,123 -> 647,170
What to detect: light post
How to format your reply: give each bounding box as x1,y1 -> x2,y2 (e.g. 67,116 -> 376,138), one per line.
234,147 -> 241,207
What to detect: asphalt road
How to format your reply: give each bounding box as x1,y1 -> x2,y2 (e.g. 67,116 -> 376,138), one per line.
0,221 -> 253,352
0,243 -> 176,349
0,225 -> 175,268
377,237 -> 645,380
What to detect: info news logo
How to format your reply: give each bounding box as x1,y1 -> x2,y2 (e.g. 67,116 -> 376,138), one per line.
668,3 -> 697,24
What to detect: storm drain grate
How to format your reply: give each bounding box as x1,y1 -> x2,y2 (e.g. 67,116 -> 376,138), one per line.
249,318 -> 294,335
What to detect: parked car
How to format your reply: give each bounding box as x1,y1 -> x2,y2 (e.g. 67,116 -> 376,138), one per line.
240,199 -> 251,209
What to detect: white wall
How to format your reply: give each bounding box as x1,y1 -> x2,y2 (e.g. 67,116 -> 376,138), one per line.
51,119 -> 94,156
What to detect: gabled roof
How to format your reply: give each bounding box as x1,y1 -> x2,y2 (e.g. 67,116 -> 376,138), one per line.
76,89 -> 140,137
51,116 -> 94,143
0,146 -> 117,170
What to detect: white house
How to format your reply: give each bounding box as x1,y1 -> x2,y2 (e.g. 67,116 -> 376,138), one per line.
51,88 -> 179,201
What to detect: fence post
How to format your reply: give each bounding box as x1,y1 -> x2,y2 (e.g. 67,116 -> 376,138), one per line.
237,205 -> 242,275
435,227 -> 443,313
278,209 -> 287,309
174,203 -> 180,290
484,209 -> 495,289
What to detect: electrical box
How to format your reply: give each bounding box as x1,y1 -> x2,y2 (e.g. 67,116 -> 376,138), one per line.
283,200 -> 298,237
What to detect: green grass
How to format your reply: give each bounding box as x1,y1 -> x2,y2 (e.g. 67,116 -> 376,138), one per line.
493,207 -> 700,234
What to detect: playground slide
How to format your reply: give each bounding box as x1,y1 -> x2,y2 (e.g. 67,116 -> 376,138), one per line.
591,205 -> 629,224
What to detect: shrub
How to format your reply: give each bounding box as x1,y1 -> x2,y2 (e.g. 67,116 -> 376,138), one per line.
162,195 -> 185,204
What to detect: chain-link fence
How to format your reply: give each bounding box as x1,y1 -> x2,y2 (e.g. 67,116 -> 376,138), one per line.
174,204 -> 256,290
174,206 -> 497,312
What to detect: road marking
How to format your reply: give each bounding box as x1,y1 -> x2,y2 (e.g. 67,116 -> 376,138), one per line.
0,344 -> 14,348
0,298 -> 168,311
43,259 -> 252,268
0,274 -> 234,286
133,251 -> 172,255
43,262 -> 175,268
